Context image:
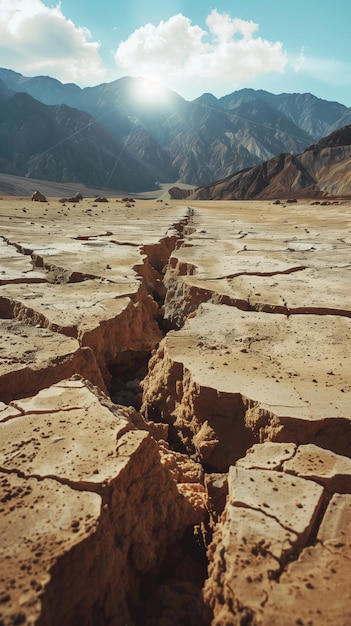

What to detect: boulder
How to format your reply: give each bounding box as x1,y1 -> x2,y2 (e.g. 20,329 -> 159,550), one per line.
31,190 -> 47,202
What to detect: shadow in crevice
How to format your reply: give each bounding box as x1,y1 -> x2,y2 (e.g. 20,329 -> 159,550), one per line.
135,525 -> 210,626
108,350 -> 151,410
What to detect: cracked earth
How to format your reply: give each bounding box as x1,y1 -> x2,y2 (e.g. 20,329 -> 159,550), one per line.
0,196 -> 350,625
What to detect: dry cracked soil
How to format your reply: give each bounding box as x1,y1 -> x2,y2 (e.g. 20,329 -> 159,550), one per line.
0,195 -> 350,626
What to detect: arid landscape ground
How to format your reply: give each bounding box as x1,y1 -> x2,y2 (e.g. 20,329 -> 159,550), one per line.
0,192 -> 350,625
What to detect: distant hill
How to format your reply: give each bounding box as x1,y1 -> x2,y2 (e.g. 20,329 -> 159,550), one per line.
189,125 -> 351,200
0,68 -> 350,192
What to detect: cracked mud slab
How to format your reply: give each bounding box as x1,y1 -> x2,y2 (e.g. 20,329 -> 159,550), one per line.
0,197 -> 186,401
0,377 -> 139,485
0,319 -> 105,403
142,302 -> 351,467
203,443 -> 351,625
0,239 -> 47,284
259,493 -> 351,626
0,280 -> 162,385
0,281 -> 142,334
164,201 -> 351,323
175,266 -> 350,318
237,442 -> 351,493
0,197 -> 350,624
203,461 -> 325,621
0,377 -> 206,626
0,472 -> 101,626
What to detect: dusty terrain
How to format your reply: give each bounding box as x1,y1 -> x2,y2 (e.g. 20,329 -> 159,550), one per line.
0,194 -> 350,625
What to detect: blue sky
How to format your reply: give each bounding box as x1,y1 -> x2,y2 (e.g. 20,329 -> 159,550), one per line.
1,0 -> 351,105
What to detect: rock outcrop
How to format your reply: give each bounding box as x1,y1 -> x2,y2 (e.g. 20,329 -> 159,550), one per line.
31,190 -> 47,202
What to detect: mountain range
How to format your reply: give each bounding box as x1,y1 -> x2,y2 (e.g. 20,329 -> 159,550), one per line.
0,67 -> 350,194
188,125 -> 351,200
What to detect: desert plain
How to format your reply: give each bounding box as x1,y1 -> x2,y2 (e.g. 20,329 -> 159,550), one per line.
0,193 -> 350,625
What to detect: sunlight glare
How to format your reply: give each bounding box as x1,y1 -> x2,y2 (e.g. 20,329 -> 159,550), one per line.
131,77 -> 170,107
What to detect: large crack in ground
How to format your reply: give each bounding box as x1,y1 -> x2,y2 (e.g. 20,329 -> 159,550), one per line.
0,204 -> 212,625
1,198 -> 350,625
113,205 -> 351,623
135,204 -> 351,624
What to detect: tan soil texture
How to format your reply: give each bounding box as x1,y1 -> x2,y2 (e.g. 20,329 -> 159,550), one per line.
0,195 -> 350,625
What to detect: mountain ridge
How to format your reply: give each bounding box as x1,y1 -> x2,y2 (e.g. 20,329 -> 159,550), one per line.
0,90 -> 159,191
0,68 -> 350,192
189,125 -> 351,200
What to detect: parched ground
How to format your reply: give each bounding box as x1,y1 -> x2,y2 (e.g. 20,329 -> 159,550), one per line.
0,194 -> 350,626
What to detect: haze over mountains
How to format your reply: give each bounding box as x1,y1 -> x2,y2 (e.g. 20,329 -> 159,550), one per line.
0,67 -> 351,195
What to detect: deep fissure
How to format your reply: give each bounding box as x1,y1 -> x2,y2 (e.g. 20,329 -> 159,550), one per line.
2,202 -> 349,625
103,207 -> 338,624
108,350 -> 150,410
102,211 -> 214,623
135,526 -> 210,626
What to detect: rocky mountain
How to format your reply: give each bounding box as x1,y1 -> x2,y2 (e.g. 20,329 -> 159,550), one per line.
0,67 -> 350,191
190,125 -> 351,200
0,78 -> 13,100
0,90 -> 159,191
211,88 -> 347,138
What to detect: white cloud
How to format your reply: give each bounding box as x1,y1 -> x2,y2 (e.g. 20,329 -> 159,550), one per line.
0,0 -> 105,84
206,11 -> 258,42
115,14 -> 206,74
0,4 -> 290,97
114,10 -> 287,97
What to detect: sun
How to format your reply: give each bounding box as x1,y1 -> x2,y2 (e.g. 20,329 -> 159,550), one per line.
131,76 -> 170,107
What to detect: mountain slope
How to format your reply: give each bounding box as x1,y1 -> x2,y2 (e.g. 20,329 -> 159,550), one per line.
0,68 -> 83,108
190,125 -> 351,200
216,88 -> 347,138
329,107 -> 351,132
0,92 -> 159,191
